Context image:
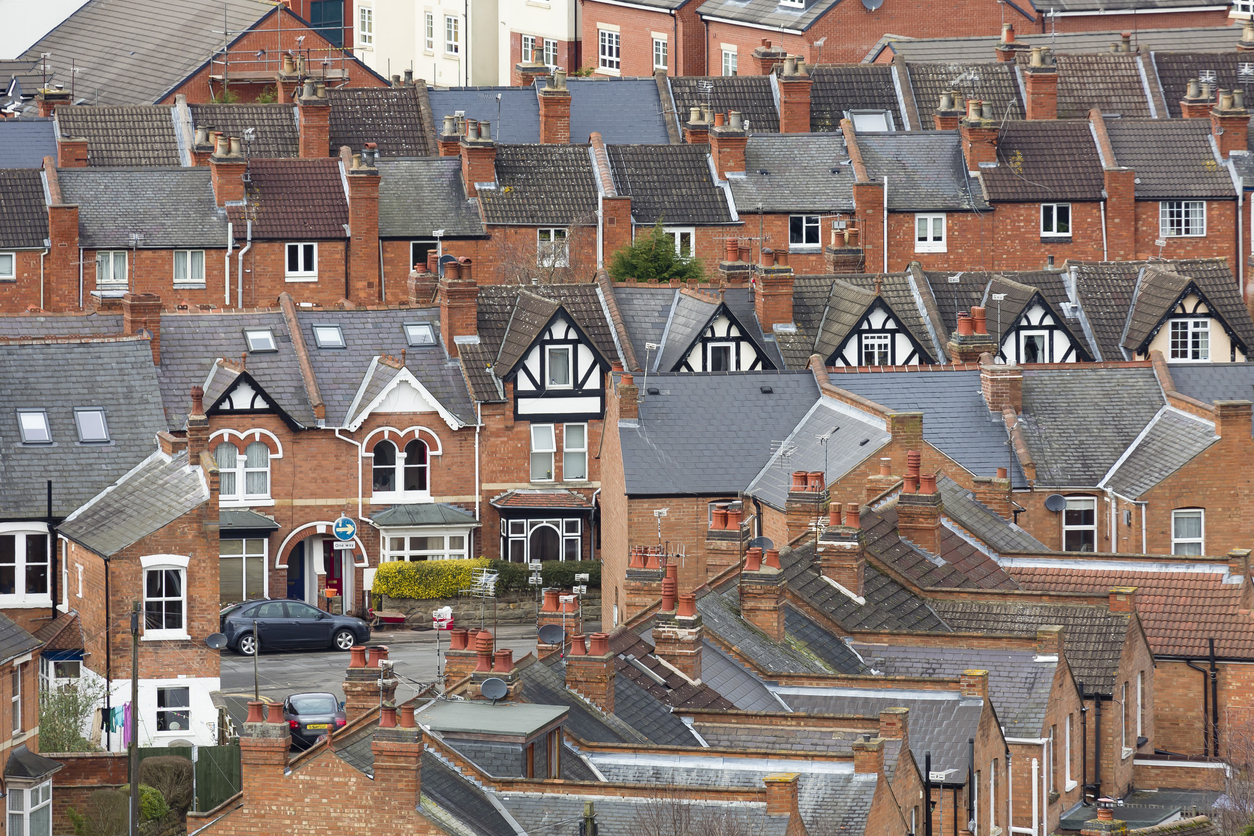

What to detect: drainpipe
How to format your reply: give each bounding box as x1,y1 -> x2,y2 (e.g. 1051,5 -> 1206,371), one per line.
475,402 -> 482,538
924,752 -> 933,836
237,220 -> 252,307
883,176 -> 889,273
378,239 -> 386,301
1237,180 -> 1244,294
1210,637 -> 1220,756
38,246 -> 48,311
225,222 -> 233,306
1185,658 -> 1210,756
968,738 -> 975,831
104,557 -> 111,751
590,487 -> 601,563
1105,489 -> 1116,550
334,428 -> 374,528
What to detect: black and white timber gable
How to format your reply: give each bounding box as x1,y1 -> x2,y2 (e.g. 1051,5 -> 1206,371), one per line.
1123,268 -> 1249,363
658,298 -> 776,373
816,283 -> 937,368
203,363 -> 303,430
992,291 -> 1092,365
496,306 -> 610,423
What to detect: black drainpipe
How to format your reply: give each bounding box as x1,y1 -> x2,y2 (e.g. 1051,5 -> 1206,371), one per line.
1079,680 -> 1089,802
967,738 -> 974,829
924,752 -> 933,836
1210,638 -> 1220,757
1184,658 -> 1210,756
1094,696 -> 1102,799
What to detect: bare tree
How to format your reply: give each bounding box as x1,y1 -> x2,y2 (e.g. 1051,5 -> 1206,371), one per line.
630,787 -> 770,836
1220,711 -> 1254,835
491,213 -> 600,286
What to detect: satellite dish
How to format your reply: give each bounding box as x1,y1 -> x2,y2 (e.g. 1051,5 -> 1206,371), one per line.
537,624 -> 565,646
480,677 -> 508,704
749,536 -> 774,551
862,0 -> 884,10
1044,494 -> 1067,513
205,632 -> 228,650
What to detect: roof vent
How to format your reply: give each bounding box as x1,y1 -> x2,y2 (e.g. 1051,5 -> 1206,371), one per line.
647,386 -> 660,395
760,385 -> 773,394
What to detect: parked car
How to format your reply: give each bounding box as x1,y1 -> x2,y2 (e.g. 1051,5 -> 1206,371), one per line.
282,692 -> 346,749
220,599 -> 370,655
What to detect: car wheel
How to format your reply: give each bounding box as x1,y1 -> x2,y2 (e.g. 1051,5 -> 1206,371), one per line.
237,634 -> 257,656
333,629 -> 357,651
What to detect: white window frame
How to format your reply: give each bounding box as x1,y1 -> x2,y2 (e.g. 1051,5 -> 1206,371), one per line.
789,215 -> 821,250
381,528 -> 470,562
989,759 -> 997,828
546,345 -> 573,389
1065,713 -> 1077,790
1062,496 -> 1097,552
1160,200 -> 1206,238
501,517 -> 582,562
862,333 -> 891,366
722,49 -> 737,77
1121,681 -> 1132,758
285,242 -> 317,281
7,779 -> 51,836
848,110 -> 894,132
358,4 -> 373,47
141,557 -> 189,641
1236,0 -> 1254,14
312,324 -> 345,349
1172,508 -> 1204,554
173,250 -> 205,286
1169,319 -> 1210,361
779,0 -> 804,7
156,686 -> 190,734
531,424 -> 556,482
598,30 -> 620,72
219,537 -> 268,607
1136,670 -> 1144,742
1048,725 -> 1056,794
445,15 -> 460,55
73,407 -> 109,443
664,227 -> 694,258
1041,203 -> 1072,237
16,410 -> 50,445
538,228 -> 569,267
11,664 -> 20,734
0,527 -> 51,607
404,322 -> 436,346
707,342 -> 734,372
543,39 -> 557,68
522,34 -> 536,63
653,37 -> 668,71
0,252 -> 15,281
1019,330 -> 1049,364
214,440 -> 273,505
244,328 -> 276,353
914,214 -> 947,253
424,12 -> 435,52
370,438 -> 431,502
95,250 -> 128,292
563,423 -> 588,481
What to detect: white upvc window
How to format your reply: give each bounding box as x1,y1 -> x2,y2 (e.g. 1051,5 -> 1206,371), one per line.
7,780 -> 51,836
0,529 -> 50,605
1065,713 -> 1076,790
445,15 -> 460,54
156,686 -> 190,733
424,12 -> 435,51
708,342 -> 734,372
11,664 -> 20,733
1042,203 -> 1071,237
538,228 -> 569,267
989,759 -> 997,828
914,214 -> 947,253
382,530 -> 469,561
214,441 -> 272,504
1048,725 -> 1056,793
531,424 -> 556,482
0,252 -> 15,280
1062,496 -> 1096,552
1161,201 -> 1206,237
543,39 -> 557,68
96,251 -> 127,291
598,30 -> 620,71
664,227 -> 694,257
173,250 -> 205,287
546,345 -> 572,388
522,35 -> 536,63
789,215 -> 821,249
143,565 -> 187,639
653,38 -> 668,70
1169,319 -> 1210,361
1236,0 -> 1254,14
244,328 -> 276,353
1020,330 -> 1048,364
779,0 -> 804,7
358,5 -> 373,46
564,423 -> 588,481
722,49 -> 737,77
862,333 -> 891,366
1121,681 -> 1131,757
219,538 -> 267,607
848,110 -> 893,132
502,517 -> 582,562
1172,508 -> 1204,554
370,438 -> 430,499
1136,670 -> 1144,742
285,242 -> 317,281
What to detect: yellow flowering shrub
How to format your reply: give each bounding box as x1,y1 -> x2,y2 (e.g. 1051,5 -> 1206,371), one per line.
372,558 -> 491,600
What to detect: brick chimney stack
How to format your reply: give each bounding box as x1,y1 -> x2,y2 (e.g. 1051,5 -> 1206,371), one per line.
57,135 -> 88,168
438,115 -> 462,157
751,39 -> 787,75
538,69 -> 572,144
972,467 -> 1012,519
617,372 -> 639,421
959,669 -> 989,700
653,592 -> 703,680
566,632 -> 615,712
1211,88 -> 1249,158
344,646 -> 397,720
36,86 -> 71,117
740,546 -> 786,641
948,304 -> 999,361
820,502 -> 865,597
785,470 -> 827,542
852,738 -> 886,774
683,105 -> 712,144
980,355 -> 1023,413
959,99 -> 999,172
460,119 -> 497,198
437,258 -> 478,358
186,386 -> 209,464
878,707 -> 909,746
209,134 -> 246,207
709,112 -> 748,180
372,703 -> 424,809
1024,47 -> 1059,120
239,702 -> 291,786
1180,78 -> 1215,119
934,90 -> 964,131
343,144 -> 381,302
994,24 -> 1021,62
297,78 -> 331,158
1108,586 -> 1137,613
777,55 -> 813,134
122,293 -> 163,364
754,252 -> 795,330
514,60 -> 549,87
897,467 -> 942,554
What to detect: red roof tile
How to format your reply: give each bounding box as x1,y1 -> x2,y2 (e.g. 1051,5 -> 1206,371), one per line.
489,490 -> 593,510
227,158 -> 349,240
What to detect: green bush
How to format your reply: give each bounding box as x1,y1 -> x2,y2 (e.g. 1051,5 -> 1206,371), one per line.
68,785 -> 167,836
372,558 -> 490,599
541,561 -> 601,589
488,560 -> 528,593
139,756 -> 193,814
608,221 -> 706,283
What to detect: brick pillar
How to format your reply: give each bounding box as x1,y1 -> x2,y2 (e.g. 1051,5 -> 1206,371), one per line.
709,115 -> 748,179
1103,167 -> 1136,261
437,268 -> 478,358
898,472 -> 942,554
1024,49 -> 1058,120
297,82 -> 331,158
617,373 -> 639,421
186,386 -> 209,464
1211,90 -> 1250,159
515,61 -> 549,87
777,60 -> 812,134
538,70 -> 572,144
981,360 -> 1023,413
754,264 -> 794,329
750,40 -> 786,75
959,102 -> 999,171
57,137 -> 88,167
934,90 -> 964,130
972,470 -> 1012,519
852,181 -> 884,272
460,121 -> 497,198
1037,626 -> 1064,657
959,669 -> 989,700
345,150 -> 380,303
820,503 -> 864,596
879,707 -> 909,745
602,196 -> 633,264
36,87 -> 71,117
45,156 -> 80,312
566,632 -> 615,712
239,702 -> 291,788
371,720 -> 424,809
121,293 -> 163,364
209,136 -> 246,207
853,738 -> 885,774
1108,586 -> 1137,613
652,593 -> 703,680
739,552 -> 785,642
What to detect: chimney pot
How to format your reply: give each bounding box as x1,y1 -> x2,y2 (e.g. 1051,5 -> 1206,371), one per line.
475,631 -> 494,671
744,547 -> 763,572
940,90 -> 954,111
589,632 -> 610,656
880,457 -> 892,477
404,68 -> 414,85
369,645 -> 389,668
791,471 -> 808,491
714,112 -> 726,127
245,700 -> 265,724
662,576 -> 677,612
493,648 -> 513,672
829,502 -> 842,526
981,101 -> 994,120
568,634 -> 587,655
971,306 -> 988,334
844,504 -> 860,529
677,593 -> 697,618
449,628 -> 468,651
443,115 -> 457,135
349,645 -> 367,667
920,472 -> 937,494
997,467 -> 1008,479
763,548 -> 781,569
399,703 -> 417,728
729,111 -> 744,130
1002,22 -> 1015,42
1030,46 -> 1043,67
380,703 -> 397,728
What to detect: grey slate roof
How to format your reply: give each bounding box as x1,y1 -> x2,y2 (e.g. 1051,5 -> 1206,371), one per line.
695,0 -> 840,34
1101,407 -> 1217,498
0,338 -> 167,520
614,674 -> 701,746
700,641 -> 784,712
727,133 -> 856,214
377,158 -> 483,239
1018,366 -> 1165,486
1123,267 -> 1197,351
421,751 -> 519,836
457,342 -> 505,403
857,132 -> 988,211
785,606 -> 869,674
58,449 -> 207,556
1105,119 -> 1233,199
478,144 -> 598,226
327,87 -> 432,158
610,629 -> 733,712
3,746 -> 61,782
1167,361 -> 1254,405
697,584 -> 840,675
566,79 -> 672,145
691,715 -> 875,755
670,76 -> 779,133
0,119 -> 56,168
0,169 -> 50,248
606,144 -> 734,225
219,509 -> 280,532
516,657 -> 641,745
0,615 -> 41,665
620,371 -> 819,495
58,167 -> 230,249
878,28 -> 1243,64
937,476 -> 1047,554
503,792 -> 791,836
613,285 -> 690,372
372,503 -> 479,527
907,62 -> 1023,129
980,275 -> 1091,360
982,119 -> 1105,203
493,292 -> 561,375
55,106 -> 180,166
864,501 -> 1019,590
428,87 -> 540,143
188,104 -> 298,159
810,65 -> 907,132
929,598 -> 1131,694
654,292 -> 718,373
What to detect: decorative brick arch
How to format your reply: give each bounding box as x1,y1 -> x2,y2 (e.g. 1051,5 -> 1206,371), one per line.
275,521 -> 370,569
208,427 -> 285,457
360,425 -> 443,457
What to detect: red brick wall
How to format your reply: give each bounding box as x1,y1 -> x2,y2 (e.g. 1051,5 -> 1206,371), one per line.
0,251 -> 49,312
582,5 -> 679,77
77,249 -> 231,312
1133,199 -> 1237,262
1047,8 -> 1229,33
989,201 -> 1106,269
236,240 -> 350,308
601,373 -> 630,627
1133,758 -> 1228,791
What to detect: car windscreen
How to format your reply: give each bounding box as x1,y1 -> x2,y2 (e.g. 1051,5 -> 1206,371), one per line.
289,695 -> 338,715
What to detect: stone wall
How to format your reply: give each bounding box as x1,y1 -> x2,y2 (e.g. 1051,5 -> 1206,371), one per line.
381,590 -> 601,626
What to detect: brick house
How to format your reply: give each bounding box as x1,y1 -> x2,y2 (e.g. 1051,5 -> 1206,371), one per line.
580,0 -> 707,76
0,170 -> 50,312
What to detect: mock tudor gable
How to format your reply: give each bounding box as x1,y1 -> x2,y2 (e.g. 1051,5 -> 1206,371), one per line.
1123,268 -> 1249,362
658,295 -> 776,373
819,281 -> 937,367
983,277 -> 1093,364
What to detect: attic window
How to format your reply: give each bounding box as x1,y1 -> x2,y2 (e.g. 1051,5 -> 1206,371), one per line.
779,0 -> 805,8
74,408 -> 109,443
847,110 -> 894,132
404,323 -> 436,346
312,325 -> 346,349
17,410 -> 51,444
244,329 -> 277,353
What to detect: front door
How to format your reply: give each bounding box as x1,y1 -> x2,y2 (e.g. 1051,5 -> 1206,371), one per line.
287,542 -> 306,600
324,540 -> 342,612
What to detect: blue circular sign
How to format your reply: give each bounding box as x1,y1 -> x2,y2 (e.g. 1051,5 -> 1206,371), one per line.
332,516 -> 357,542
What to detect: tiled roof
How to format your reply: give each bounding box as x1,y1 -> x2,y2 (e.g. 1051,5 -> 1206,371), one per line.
1130,815 -> 1220,836
188,104 -> 298,158
694,0 -> 841,33
228,158 -> 349,240
937,476 -> 1046,554
980,275 -> 1090,359
1152,52 -> 1246,117
1101,407 -> 1217,498
857,132 -> 988,211
0,169 -> 49,248
613,674 -> 703,746
516,657 -> 641,744
428,87 -> 539,143
566,79 -> 672,145
982,120 -> 1104,202
1040,53 -> 1154,118
907,62 -> 1023,129
929,597 -> 1131,694
377,158 -> 482,239
58,450 -> 208,557
865,501 -> 1019,590
501,791 -> 791,836
0,614 -> 41,666
810,65 -> 907,132
0,119 -> 56,167
58,167 -> 230,249
691,714 -> 873,754
493,291 -> 561,374
879,28 -> 1242,64
421,751 -> 520,836
669,76 -> 779,133
490,490 -> 593,509
456,342 -> 504,403
327,87 -> 432,158
478,144 -> 598,226
476,284 -> 619,364
609,629 -> 734,711
1167,361 -> 1254,405
728,134 -> 856,214
1123,267 -> 1197,351
925,268 -> 1074,338
695,583 -> 844,675
1105,119 -> 1232,199
33,612 -> 83,655
55,105 -> 180,166
700,641 -> 784,711
606,144 -> 733,225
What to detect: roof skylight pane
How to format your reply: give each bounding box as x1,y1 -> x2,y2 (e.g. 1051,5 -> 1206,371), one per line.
404,323 -> 435,346
244,329 -> 276,352
75,408 -> 109,443
313,325 -> 345,349
17,411 -> 50,444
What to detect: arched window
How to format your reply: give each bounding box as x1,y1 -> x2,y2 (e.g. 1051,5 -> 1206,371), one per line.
215,441 -> 271,503
215,443 -> 238,497
243,442 -> 270,498
404,440 -> 428,492
372,441 -> 397,492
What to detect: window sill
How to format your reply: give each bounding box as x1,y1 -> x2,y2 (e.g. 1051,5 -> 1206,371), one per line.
1040,236 -> 1072,244
1161,234 -> 1206,239
0,278 -> 16,283
142,633 -> 191,642
0,597 -> 53,609
914,246 -> 947,254
219,498 -> 276,508
526,0 -> 551,6
789,245 -> 821,253
1065,780 -> 1078,792
370,493 -> 433,504
597,67 -> 621,77
1122,746 -> 1134,760
92,289 -> 127,299
174,283 -> 206,290
284,275 -> 319,283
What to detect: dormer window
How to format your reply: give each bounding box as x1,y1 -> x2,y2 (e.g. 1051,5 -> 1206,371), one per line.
312,325 -> 345,349
779,0 -> 804,8
16,411 -> 50,445
546,346 -> 572,389
1169,319 -> 1210,361
244,329 -> 277,353
74,408 -> 109,443
404,323 -> 435,346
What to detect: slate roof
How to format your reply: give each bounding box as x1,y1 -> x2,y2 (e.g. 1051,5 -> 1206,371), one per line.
421,751 -> 520,836
327,87 -> 432,157
372,503 -> 479,527
1008,561 -> 1254,659
566,79 -> 672,145
610,629 -> 734,712
690,715 -> 876,755
55,106 -> 180,166
493,291 -> 561,374
613,674 -> 702,746
218,509 -> 280,532
654,292 -> 718,373
727,133 -> 856,214
606,144 -> 733,225
609,285 -> 678,372
929,597 -> 1131,694
864,501 -> 1019,590
58,449 -> 207,556
810,65 -> 907,132
0,119 -> 56,167
784,606 -> 869,674
878,28 -> 1242,64
516,657 -> 641,744
229,158 -> 349,240
3,746 -> 61,782
59,167 -> 230,249
1105,119 -> 1232,199
0,338 -> 167,520
501,792 -> 790,836
478,144 -> 598,226
907,62 -> 1024,128
1152,51 -> 1248,117
476,284 -> 619,367
1166,361 -> 1254,405
1122,267 -> 1249,357
0,614 -> 41,665
188,104 -> 298,159
428,88 -> 540,144
982,119 -> 1104,202
1041,53 -> 1155,118
376,158 -> 483,239
670,76 -> 779,133
1141,264 -> 1254,356
620,371 -> 819,495
694,0 -> 840,33
696,583 -> 843,675
937,476 -> 1047,554
700,641 -> 786,711
857,132 -> 988,211
0,169 -> 50,248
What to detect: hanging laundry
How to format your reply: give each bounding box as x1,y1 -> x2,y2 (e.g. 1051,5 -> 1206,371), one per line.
122,702 -> 133,747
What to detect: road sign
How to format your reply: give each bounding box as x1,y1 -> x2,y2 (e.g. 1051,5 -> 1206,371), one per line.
332,541 -> 355,550
332,516 -> 357,542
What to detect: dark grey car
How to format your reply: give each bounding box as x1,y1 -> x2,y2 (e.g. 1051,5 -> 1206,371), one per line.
220,599 -> 370,655
283,692 -> 346,749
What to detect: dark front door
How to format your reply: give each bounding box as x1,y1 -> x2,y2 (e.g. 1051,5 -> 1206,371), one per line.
324,541 -> 342,604
309,0 -> 343,46
287,542 -> 306,601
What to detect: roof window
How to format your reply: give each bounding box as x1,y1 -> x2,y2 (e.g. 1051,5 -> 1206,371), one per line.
17,410 -> 51,444
847,110 -> 894,132
404,323 -> 435,347
312,325 -> 346,349
74,408 -> 109,443
244,328 -> 277,353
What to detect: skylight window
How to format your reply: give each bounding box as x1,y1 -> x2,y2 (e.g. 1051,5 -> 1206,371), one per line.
74,408 -> 109,443
17,410 -> 50,444
848,110 -> 894,132
312,325 -> 345,349
404,323 -> 435,347
244,329 -> 276,353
